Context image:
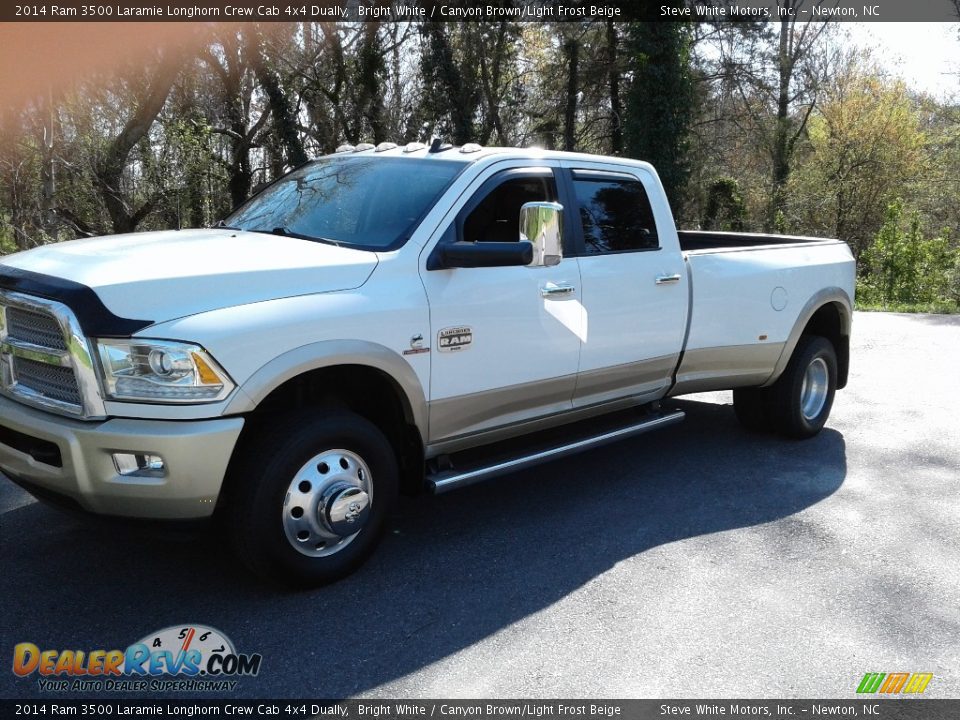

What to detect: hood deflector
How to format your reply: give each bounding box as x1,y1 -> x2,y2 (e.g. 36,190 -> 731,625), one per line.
0,265 -> 152,337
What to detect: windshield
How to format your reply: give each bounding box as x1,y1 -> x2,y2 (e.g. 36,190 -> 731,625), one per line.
224,157 -> 463,250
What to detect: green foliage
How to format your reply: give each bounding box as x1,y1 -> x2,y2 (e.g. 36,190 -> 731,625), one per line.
517,23 -> 614,152
857,200 -> 959,311
163,117 -> 225,229
417,23 -> 523,147
623,21 -> 694,213
703,178 -> 746,231
0,217 -> 17,255
786,62 -> 926,256
1,22 -> 958,313
773,209 -> 787,236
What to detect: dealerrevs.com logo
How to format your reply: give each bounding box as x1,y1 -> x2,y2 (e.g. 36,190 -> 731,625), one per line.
12,624 -> 262,692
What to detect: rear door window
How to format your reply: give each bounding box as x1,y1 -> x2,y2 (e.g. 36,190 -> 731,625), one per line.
571,172 -> 659,253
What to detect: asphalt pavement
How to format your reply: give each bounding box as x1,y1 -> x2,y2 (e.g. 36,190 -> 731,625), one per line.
1,311 -> 958,699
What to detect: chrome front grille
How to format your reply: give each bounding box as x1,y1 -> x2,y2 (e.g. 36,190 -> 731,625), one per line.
6,306 -> 68,351
14,357 -> 83,406
0,290 -> 105,419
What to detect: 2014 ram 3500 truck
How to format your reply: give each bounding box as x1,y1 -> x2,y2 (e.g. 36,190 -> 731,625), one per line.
0,145 -> 855,585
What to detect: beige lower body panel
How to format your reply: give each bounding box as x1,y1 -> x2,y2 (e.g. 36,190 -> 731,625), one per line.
669,342 -> 784,396
426,394 -> 652,458
428,344 -> 783,456
573,354 -> 677,407
427,355 -> 677,457
428,375 -> 577,448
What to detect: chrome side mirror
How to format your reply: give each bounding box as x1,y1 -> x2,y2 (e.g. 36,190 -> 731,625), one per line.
519,202 -> 563,267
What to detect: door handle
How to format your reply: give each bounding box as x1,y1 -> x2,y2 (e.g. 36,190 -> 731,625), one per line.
655,274 -> 682,285
540,282 -> 576,298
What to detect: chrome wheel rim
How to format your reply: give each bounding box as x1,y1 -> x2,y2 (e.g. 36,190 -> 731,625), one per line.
800,357 -> 829,421
282,449 -> 372,557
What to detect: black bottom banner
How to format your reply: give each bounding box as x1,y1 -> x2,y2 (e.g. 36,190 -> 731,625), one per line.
1,699 -> 957,720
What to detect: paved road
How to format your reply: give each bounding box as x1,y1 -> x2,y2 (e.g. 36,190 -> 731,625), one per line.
1,311 -> 958,699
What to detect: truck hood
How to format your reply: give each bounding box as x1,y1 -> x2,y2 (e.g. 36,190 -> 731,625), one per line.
0,229 -> 379,327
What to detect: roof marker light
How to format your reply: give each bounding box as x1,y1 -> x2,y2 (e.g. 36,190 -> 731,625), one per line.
375,142 -> 398,152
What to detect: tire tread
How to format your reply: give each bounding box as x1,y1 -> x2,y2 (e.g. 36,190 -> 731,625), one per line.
226,409 -> 398,587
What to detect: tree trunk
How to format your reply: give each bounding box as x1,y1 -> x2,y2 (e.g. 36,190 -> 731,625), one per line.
606,21 -> 623,155
40,88 -> 59,236
246,24 -> 308,169
95,51 -> 185,234
623,22 -> 694,214
563,37 -> 579,152
422,23 -> 475,145
357,24 -> 387,143
770,17 -> 793,230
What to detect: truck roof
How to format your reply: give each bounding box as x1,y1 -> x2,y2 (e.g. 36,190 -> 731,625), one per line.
323,142 -> 657,174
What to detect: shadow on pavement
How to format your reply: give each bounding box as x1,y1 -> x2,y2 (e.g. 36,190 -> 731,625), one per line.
0,398 -> 846,698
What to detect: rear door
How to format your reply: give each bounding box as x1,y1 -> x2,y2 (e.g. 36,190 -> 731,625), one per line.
420,165 -> 584,444
559,163 -> 688,407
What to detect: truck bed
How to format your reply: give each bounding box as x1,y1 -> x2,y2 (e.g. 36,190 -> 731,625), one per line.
678,230 -> 838,253
669,234 -> 855,397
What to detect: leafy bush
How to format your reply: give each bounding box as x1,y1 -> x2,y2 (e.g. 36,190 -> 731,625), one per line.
0,214 -> 19,255
857,200 -> 959,312
703,178 -> 747,231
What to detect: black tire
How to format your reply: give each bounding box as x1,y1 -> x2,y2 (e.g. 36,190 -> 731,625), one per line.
766,335 -> 838,439
733,387 -> 770,432
227,410 -> 398,587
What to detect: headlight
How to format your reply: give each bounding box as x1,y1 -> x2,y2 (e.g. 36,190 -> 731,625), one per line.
95,339 -> 234,403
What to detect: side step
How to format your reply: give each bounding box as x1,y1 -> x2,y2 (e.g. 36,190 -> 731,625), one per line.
427,408 -> 685,494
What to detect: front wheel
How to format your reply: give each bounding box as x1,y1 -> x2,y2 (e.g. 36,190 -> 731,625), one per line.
767,335 -> 838,439
227,410 -> 398,587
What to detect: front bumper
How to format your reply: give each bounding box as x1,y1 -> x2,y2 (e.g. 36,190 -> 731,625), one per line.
0,394 -> 244,519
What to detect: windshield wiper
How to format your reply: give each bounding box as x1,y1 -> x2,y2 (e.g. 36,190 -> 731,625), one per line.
213,220 -> 242,230
269,226 -> 316,241
248,226 -> 342,246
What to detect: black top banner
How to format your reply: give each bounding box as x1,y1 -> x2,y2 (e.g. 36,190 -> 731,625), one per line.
2,0 -> 959,23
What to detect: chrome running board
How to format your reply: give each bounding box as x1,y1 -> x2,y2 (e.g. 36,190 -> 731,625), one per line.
427,409 -> 685,494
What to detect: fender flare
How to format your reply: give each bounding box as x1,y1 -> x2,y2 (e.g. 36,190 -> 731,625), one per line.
761,287 -> 853,388
223,339 -> 428,437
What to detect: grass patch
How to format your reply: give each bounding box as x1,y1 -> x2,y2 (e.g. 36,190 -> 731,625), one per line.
856,300 -> 959,314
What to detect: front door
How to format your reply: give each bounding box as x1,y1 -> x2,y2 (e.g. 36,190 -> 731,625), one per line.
421,167 -> 583,445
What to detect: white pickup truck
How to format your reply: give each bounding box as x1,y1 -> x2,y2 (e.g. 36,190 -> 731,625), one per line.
0,145 -> 854,585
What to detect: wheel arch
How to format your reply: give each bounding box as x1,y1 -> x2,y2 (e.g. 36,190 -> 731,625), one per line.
222,341 -> 427,495
763,288 -> 852,389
